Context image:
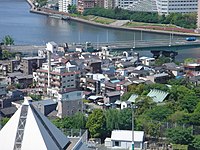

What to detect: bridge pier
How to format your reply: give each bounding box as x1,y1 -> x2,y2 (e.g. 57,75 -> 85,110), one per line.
151,50 -> 178,61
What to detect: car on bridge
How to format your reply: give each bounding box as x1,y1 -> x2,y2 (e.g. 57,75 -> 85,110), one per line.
186,37 -> 196,41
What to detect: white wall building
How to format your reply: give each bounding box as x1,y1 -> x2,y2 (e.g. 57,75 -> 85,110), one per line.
196,0 -> 200,32
105,130 -> 144,150
156,0 -> 198,15
59,0 -> 72,12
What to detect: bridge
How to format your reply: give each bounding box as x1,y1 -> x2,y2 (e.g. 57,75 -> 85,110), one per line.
7,38 -> 200,56
77,38 -> 200,52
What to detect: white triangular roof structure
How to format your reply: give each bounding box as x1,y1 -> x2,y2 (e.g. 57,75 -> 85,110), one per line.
0,97 -> 70,150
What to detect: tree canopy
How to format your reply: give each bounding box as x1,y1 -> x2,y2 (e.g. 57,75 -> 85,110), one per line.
83,7 -> 197,29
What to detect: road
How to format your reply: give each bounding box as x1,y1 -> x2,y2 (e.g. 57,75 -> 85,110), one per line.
7,39 -> 200,55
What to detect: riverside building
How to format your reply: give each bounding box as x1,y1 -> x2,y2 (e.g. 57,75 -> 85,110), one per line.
58,0 -> 71,12
196,0 -> 200,32
156,0 -> 198,15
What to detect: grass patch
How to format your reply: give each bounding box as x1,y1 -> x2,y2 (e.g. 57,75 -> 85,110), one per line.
124,21 -> 177,28
172,144 -> 188,150
92,16 -> 116,24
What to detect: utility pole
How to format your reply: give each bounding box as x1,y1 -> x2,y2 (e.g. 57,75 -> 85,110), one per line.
132,103 -> 134,150
133,32 -> 136,48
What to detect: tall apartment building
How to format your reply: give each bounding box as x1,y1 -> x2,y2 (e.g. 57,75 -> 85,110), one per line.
59,0 -> 71,12
116,0 -> 134,9
125,0 -> 157,12
156,0 -> 198,15
104,0 -> 116,9
196,0 -> 200,32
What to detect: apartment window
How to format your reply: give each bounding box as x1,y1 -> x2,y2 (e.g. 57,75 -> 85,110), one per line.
77,92 -> 81,96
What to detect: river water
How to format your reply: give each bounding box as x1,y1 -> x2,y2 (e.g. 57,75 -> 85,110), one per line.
1,0 -> 200,61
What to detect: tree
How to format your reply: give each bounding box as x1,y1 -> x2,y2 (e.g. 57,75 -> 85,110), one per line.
135,96 -> 156,115
192,136 -> 200,150
2,35 -> 14,46
166,127 -> 194,145
146,105 -> 173,122
1,117 -> 9,128
168,110 -> 188,124
179,95 -> 200,113
86,109 -> 106,138
105,109 -> 120,132
68,4 -> 77,14
35,0 -> 47,7
72,112 -> 86,129
118,108 -> 132,130
2,50 -> 13,60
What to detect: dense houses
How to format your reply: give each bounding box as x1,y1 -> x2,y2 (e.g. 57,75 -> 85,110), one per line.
0,41 -> 198,116
1,41 -> 200,149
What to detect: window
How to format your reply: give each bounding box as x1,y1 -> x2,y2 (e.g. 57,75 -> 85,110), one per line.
114,141 -> 120,147
77,92 -> 81,96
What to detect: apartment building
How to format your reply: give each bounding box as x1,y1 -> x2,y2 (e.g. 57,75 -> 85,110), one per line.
56,89 -> 83,117
104,0 -> 116,9
196,0 -> 200,32
77,0 -> 95,13
59,0 -> 71,12
34,61 -> 80,93
20,56 -> 45,75
156,0 -> 198,15
116,0 -> 134,9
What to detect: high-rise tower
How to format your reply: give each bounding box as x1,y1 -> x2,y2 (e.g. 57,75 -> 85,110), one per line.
196,0 -> 200,33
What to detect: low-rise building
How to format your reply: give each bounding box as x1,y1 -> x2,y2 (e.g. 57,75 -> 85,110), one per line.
105,130 -> 144,150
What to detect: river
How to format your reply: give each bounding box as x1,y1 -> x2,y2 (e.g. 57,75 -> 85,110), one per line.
1,0 -> 200,61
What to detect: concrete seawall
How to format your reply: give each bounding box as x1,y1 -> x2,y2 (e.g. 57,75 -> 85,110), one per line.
26,0 -> 200,37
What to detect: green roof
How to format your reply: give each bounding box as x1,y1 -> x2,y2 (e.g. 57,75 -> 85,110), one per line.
147,89 -> 168,103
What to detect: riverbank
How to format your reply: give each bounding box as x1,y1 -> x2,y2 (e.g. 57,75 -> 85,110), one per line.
27,0 -> 200,37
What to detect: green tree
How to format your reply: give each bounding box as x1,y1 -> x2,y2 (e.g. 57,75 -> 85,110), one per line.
1,117 -> 9,128
168,110 -> 188,124
2,50 -> 13,60
105,109 -> 120,132
2,35 -> 14,45
118,108 -> 132,130
135,96 -> 156,115
179,95 -> 200,113
166,127 -> 194,145
145,105 -> 173,122
72,112 -> 86,129
68,4 -> 77,14
86,109 -> 106,138
192,135 -> 200,150
35,0 -> 47,7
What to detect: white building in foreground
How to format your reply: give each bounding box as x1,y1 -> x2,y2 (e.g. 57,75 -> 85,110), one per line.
105,130 -> 144,150
0,97 -> 88,150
